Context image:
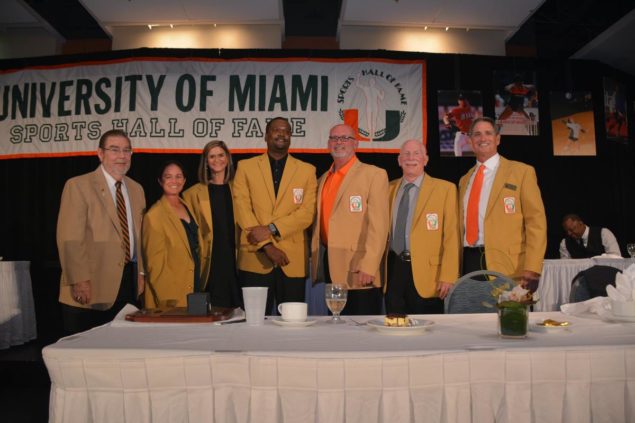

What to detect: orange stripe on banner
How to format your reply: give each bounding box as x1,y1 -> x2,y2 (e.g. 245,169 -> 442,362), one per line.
0,148 -> 401,159
0,56 -> 426,74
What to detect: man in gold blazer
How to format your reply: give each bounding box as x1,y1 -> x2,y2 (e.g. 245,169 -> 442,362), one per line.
459,117 -> 546,289
233,117 -> 317,313
311,123 -> 389,315
385,140 -> 459,314
57,130 -> 145,334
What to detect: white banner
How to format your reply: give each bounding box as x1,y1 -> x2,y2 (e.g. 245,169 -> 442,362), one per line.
0,57 -> 426,158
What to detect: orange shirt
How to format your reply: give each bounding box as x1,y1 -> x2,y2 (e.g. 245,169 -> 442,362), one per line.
320,156 -> 357,244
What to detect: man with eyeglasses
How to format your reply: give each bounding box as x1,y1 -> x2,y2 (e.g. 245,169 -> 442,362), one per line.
459,117 -> 546,290
385,139 -> 459,314
57,129 -> 146,334
311,123 -> 389,315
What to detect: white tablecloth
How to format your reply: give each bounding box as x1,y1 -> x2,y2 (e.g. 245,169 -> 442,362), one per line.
0,261 -> 37,349
535,258 -> 635,312
43,311 -> 635,423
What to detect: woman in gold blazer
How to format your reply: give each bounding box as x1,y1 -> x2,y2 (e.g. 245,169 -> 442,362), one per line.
142,161 -> 201,308
182,141 -> 241,308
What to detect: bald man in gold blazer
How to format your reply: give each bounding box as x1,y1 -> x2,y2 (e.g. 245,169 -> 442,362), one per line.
57,130 -> 145,334
233,118 -> 317,312
385,140 -> 459,314
142,196 -> 201,308
459,117 -> 546,286
311,123 -> 390,315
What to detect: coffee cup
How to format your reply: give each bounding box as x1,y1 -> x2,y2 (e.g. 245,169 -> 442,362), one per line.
277,302 -> 307,322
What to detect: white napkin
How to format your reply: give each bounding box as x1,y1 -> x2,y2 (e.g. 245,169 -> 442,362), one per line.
593,253 -> 624,259
609,264 -> 635,302
560,296 -> 610,317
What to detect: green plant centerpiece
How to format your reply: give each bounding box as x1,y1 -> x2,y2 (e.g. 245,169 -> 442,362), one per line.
494,285 -> 536,338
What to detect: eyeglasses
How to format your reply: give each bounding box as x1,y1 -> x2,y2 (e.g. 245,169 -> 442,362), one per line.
102,147 -> 133,155
328,136 -> 356,143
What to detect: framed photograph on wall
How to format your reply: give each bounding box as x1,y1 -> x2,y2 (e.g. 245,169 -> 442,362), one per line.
550,91 -> 596,156
437,90 -> 483,157
603,77 -> 628,141
494,71 -> 539,136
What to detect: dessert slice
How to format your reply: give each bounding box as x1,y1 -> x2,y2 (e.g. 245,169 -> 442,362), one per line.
384,313 -> 411,327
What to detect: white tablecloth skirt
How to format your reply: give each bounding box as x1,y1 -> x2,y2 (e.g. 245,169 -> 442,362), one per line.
46,348 -> 635,423
0,261 -> 37,349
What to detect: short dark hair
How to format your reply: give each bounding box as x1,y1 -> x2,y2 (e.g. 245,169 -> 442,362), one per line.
265,117 -> 290,134
562,213 -> 583,225
468,117 -> 499,136
99,129 -> 130,148
158,160 -> 186,181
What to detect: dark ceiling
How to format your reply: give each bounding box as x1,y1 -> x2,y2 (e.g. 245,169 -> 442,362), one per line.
19,0 -> 635,74
508,0 -> 635,59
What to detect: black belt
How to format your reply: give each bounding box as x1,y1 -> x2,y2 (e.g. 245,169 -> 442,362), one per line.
390,250 -> 411,262
463,245 -> 485,251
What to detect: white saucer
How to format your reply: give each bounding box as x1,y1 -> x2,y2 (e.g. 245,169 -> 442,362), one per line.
272,318 -> 317,327
604,312 -> 635,323
530,320 -> 573,333
367,318 -> 434,335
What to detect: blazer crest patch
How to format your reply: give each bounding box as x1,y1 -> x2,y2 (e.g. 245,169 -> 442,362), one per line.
503,197 -> 516,214
349,195 -> 363,212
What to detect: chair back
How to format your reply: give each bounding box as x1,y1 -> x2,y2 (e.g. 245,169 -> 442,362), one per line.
444,270 -> 515,314
569,265 -> 620,303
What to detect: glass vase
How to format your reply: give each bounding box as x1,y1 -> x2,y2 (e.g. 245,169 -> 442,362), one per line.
497,301 -> 529,338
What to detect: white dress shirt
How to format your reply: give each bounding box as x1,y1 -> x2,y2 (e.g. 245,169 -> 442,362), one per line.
462,153 -> 500,247
559,225 -> 621,258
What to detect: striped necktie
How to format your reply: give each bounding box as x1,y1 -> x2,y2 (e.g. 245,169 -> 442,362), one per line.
115,181 -> 131,263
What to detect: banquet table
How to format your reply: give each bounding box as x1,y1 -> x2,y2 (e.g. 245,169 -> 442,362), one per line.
0,261 -> 37,349
535,257 -> 635,312
43,310 -> 635,423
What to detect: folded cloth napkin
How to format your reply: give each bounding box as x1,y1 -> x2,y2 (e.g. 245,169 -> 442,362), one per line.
560,296 -> 610,317
593,253 -> 624,259
611,264 -> 635,302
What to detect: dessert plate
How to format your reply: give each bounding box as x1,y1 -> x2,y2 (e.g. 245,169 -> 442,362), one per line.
367,318 -> 434,335
530,320 -> 573,333
271,318 -> 317,327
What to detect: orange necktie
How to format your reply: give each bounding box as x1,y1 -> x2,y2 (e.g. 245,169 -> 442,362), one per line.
466,165 -> 485,246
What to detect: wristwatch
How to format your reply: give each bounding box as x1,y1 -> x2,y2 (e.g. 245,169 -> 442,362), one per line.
268,223 -> 280,237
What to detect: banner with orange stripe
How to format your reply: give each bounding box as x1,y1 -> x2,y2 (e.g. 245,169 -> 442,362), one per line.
0,57 -> 426,159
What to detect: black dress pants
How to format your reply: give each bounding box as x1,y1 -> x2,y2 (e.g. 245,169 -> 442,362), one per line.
385,251 -> 444,314
62,262 -> 137,336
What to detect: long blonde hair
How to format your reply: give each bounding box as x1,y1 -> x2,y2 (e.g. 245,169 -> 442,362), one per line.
197,140 -> 235,184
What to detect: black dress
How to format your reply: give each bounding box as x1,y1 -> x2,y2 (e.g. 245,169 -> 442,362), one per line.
206,184 -> 241,307
180,209 -> 201,292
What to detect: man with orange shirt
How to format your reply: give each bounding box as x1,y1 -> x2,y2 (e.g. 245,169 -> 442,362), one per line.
310,123 -> 390,315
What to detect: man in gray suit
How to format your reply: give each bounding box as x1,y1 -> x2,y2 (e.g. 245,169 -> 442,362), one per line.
57,129 -> 146,334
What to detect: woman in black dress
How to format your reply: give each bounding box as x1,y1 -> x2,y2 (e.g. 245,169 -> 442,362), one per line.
183,141 -> 241,307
